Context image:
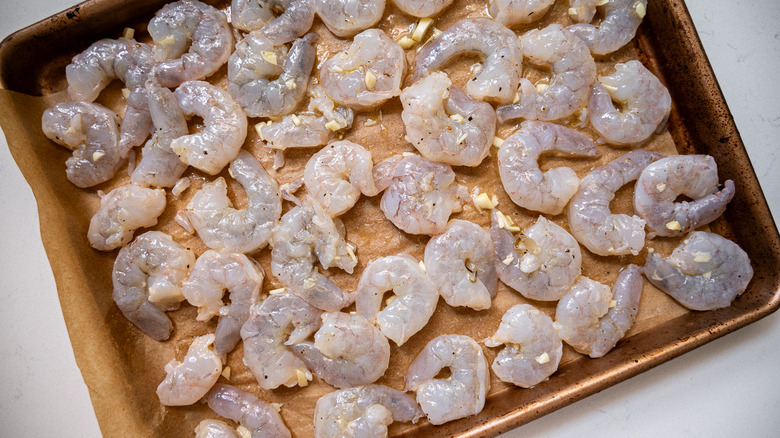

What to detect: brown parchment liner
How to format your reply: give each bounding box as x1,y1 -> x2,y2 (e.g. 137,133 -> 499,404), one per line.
1,0 -> 778,437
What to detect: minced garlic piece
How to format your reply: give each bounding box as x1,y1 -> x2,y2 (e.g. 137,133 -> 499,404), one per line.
656,183 -> 667,192
568,7 -> 584,20
346,244 -> 357,263
285,78 -> 297,90
693,251 -> 712,263
411,17 -> 434,42
121,88 -> 131,99
364,69 -> 377,90
665,220 -> 682,231
535,352 -> 550,364
502,254 -> 515,265
236,426 -> 252,438
364,118 -> 378,127
92,151 -> 105,161
158,34 -> 176,47
608,300 -> 617,308
493,136 -> 505,148
290,114 -> 302,126
386,295 -> 397,306
513,92 -> 521,104
419,260 -> 426,272
123,27 -> 135,40
261,51 -> 278,65
268,287 -> 286,295
634,1 -> 646,18
325,120 -> 342,131
271,403 -> 283,413
254,121 -> 268,140
475,193 -> 496,210
432,27 -> 442,38
456,132 -> 468,145
296,369 -> 309,387
647,247 -> 655,253
449,114 -> 465,123
398,35 -> 416,49
221,366 -> 231,380
702,271 -> 712,279
402,151 -> 416,157
495,211 -> 521,232
535,83 -> 549,93
607,247 -> 618,255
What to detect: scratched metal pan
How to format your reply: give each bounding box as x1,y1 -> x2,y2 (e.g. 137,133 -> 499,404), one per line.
1,0 -> 779,437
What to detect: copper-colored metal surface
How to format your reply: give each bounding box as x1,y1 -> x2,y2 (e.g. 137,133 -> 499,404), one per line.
1,1 -> 779,437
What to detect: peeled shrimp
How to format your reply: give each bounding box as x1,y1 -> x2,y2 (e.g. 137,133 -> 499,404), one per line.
232,0 -> 317,44
414,18 -> 523,105
290,312 -> 391,388
401,72 -> 496,167
87,183 -> 166,251
316,0 -> 386,37
205,384 -> 291,438
589,60 -> 672,146
485,304 -> 562,387
241,292 -> 322,389
41,102 -> 123,188
424,220 -> 497,310
321,29 -> 406,110
313,385 -> 424,438
644,232 -> 753,311
112,231 -> 196,341
634,155 -> 735,238
156,334 -> 222,406
490,212 -> 583,301
391,0 -> 453,17
355,254 -> 439,346
568,149 -> 664,256
567,0 -> 599,22
555,265 -> 643,358
172,81 -> 247,175
405,334 -> 490,425
148,0 -> 233,87
489,0 -> 555,26
567,0 -> 647,55
498,121 -> 600,215
380,155 -> 468,235
195,419 -> 239,438
228,33 -> 316,118
497,24 -> 596,122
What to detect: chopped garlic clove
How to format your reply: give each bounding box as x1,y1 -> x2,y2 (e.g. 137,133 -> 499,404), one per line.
412,17 -> 434,42
475,193 -> 496,210
221,366 -> 231,380
693,251 -> 712,263
398,35 -> 416,49
123,27 -> 135,40
449,114 -> 465,123
665,220 -> 682,231
236,426 -> 252,438
535,83 -> 549,93
535,352 -> 550,364
418,260 -> 426,272
634,1 -> 646,18
290,114 -> 302,126
268,287 -> 286,295
325,120 -> 342,131
502,254 -> 515,265
261,51 -> 278,65
656,183 -> 667,192
92,151 -> 105,161
493,136 -> 505,148
296,369 -> 309,387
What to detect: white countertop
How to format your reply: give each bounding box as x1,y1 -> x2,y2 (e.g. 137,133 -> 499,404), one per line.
0,1 -> 778,436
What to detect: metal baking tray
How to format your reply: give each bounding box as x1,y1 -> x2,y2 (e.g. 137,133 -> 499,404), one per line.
1,0 -> 778,436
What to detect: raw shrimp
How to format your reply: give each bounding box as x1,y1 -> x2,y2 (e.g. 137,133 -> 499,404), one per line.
489,0 -> 555,26
41,102 -> 123,188
484,304 -> 562,387
568,149 -> 663,256
205,384 -> 291,438
156,334 -> 222,406
195,419 -> 239,438
589,60 -> 671,146
424,220 -> 497,310
315,0 -> 386,37
567,0 -> 599,22
567,0 -> 647,55
401,72 -> 496,167
87,183 -> 166,251
498,121 -> 600,215
290,312 -> 391,388
112,231 -> 196,341
391,0 -> 453,17
496,24 -> 596,122
490,212 -> 582,301
414,18 -> 523,105
644,232 -> 753,311
313,385 -> 423,438
405,334 -> 490,425
148,0 -> 233,87
228,33 -> 316,118
131,81 -> 189,188
379,155 -> 468,235
172,81 -> 248,175
554,265 -> 643,358
232,0 -> 317,46
270,200 -> 356,311
186,150 -> 282,253
66,38 -> 155,155
634,155 -> 735,238
241,292 -> 322,389
320,29 -> 406,110
355,254 -> 439,346
303,140 -> 380,217
181,251 -> 264,358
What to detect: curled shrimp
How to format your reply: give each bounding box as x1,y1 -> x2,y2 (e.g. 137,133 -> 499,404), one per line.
321,29 -> 406,110
232,0 -> 317,45
355,254 -> 439,346
195,419 -> 239,438
485,304 -> 562,387
644,232 -> 753,311
567,0 -> 647,55
41,102 -> 123,188
112,231 -> 196,341
156,334 -> 222,406
405,334 -> 490,425
568,149 -> 664,256
490,212 -> 583,301
314,385 -> 424,438
228,33 -> 317,118
148,0 -> 233,87
634,155 -> 735,238
401,72 -> 496,167
567,0 -> 599,23
290,312 -> 391,388
489,0 -> 555,26
424,220 -> 497,310
315,0 -> 386,37
87,183 -> 166,251
555,265 -> 643,358
497,24 -> 596,122
205,384 -> 291,438
498,121 -> 601,215
181,251 -> 264,358
186,150 -> 281,254
241,292 -> 322,389
391,0 -> 453,17
380,155 -> 468,235
172,81 -> 248,175
414,18 -> 523,105
588,60 -> 672,146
